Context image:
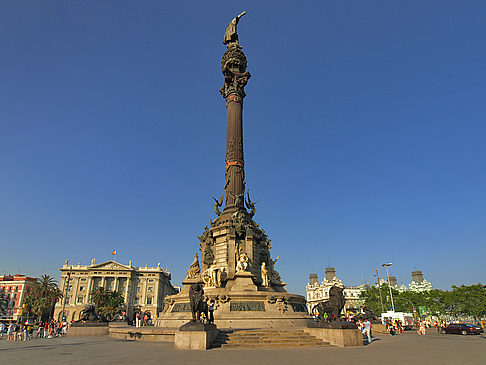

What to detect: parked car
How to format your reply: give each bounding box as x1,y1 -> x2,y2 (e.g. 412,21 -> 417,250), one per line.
441,323 -> 484,335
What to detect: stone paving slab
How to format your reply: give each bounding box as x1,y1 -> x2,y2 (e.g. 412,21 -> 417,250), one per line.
0,332 -> 485,365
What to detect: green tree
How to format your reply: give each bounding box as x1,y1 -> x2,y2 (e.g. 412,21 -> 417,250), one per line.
359,283 -> 400,315
451,284 -> 486,320
23,275 -> 62,322
89,287 -> 107,309
33,275 -> 57,298
22,294 -> 36,318
98,291 -> 125,321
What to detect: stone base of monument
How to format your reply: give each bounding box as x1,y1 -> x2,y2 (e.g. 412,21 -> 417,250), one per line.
303,326 -> 363,347
109,325 -> 176,342
174,322 -> 220,350
308,320 -> 358,329
156,274 -> 311,329
303,321 -> 363,347
67,322 -> 109,337
371,323 -> 387,333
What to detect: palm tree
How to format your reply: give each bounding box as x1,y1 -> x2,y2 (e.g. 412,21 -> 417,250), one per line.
99,291 -> 125,321
33,297 -> 52,322
33,275 -> 57,298
90,287 -> 107,309
29,275 -> 62,322
22,295 -> 36,318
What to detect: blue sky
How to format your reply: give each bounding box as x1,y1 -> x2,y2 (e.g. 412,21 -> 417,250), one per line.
1,1 -> 485,295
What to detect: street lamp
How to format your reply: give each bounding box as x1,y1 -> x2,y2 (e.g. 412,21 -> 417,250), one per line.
61,267 -> 72,321
382,263 -> 395,312
374,269 -> 385,313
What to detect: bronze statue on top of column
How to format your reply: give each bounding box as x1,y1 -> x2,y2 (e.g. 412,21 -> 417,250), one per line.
223,11 -> 247,47
220,11 -> 251,100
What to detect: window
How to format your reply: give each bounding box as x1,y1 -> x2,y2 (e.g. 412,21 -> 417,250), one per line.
136,287 -> 141,292
148,287 -> 153,293
80,278 -> 87,281
134,297 -> 140,304
79,286 -> 85,292
147,297 -> 152,305
77,297 -> 83,303
148,279 -> 154,282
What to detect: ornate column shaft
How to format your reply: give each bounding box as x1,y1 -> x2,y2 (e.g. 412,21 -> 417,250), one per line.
220,45 -> 250,212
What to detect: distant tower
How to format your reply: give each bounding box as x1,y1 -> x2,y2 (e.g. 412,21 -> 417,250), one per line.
325,267 -> 337,282
411,270 -> 424,283
409,270 -> 432,292
309,273 -> 319,286
389,276 -> 398,287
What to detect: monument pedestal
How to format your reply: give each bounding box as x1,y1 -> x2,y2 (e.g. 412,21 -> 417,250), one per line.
228,271 -> 256,291
67,322 -> 109,337
303,327 -> 363,347
156,280 -> 311,329
175,322 -> 219,350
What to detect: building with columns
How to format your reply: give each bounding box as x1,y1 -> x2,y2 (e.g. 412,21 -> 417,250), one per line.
53,259 -> 178,321
306,267 -> 366,315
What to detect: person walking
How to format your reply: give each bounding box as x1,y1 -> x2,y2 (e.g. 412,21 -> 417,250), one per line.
23,322 -> 29,341
136,312 -> 142,328
0,322 -> 5,339
36,323 -> 43,338
208,300 -> 215,324
420,321 -> 426,335
7,323 -> 14,341
363,319 -> 372,344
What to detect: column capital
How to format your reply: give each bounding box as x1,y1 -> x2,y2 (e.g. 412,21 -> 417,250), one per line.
219,45 -> 251,100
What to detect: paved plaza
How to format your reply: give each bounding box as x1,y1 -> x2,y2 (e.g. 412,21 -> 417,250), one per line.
1,331 -> 485,365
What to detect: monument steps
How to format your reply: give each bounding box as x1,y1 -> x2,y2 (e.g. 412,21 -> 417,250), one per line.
212,329 -> 331,348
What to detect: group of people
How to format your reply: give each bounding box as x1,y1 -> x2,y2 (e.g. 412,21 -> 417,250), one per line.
134,311 -> 152,328
385,319 -> 405,335
200,300 -> 215,324
0,319 -> 68,341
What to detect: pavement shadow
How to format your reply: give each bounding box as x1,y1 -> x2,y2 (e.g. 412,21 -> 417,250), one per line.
0,339 -> 115,353
364,338 -> 381,346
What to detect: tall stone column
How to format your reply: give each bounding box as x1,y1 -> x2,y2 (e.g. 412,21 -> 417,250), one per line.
220,45 -> 250,213
124,277 -> 130,302
85,277 -> 93,303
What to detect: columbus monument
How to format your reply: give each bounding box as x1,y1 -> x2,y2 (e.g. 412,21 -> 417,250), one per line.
156,13 -> 310,328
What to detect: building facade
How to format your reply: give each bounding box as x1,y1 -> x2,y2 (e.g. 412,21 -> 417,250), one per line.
0,274 -> 37,322
306,267 -> 365,315
53,259 -> 178,321
408,270 -> 433,292
379,270 -> 433,293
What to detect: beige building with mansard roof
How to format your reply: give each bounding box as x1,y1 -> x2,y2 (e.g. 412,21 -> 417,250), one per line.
306,267 -> 366,316
53,259 -> 178,322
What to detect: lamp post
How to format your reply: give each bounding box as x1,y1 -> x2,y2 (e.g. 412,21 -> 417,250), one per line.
382,263 -> 395,312
61,267 -> 72,321
375,269 -> 385,313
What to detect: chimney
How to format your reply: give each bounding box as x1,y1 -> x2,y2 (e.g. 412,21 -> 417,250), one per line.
389,276 -> 398,287
325,267 -> 337,281
309,273 -> 319,285
412,270 -> 424,283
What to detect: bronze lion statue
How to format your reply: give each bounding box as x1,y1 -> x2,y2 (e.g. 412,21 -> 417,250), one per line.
312,286 -> 345,322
